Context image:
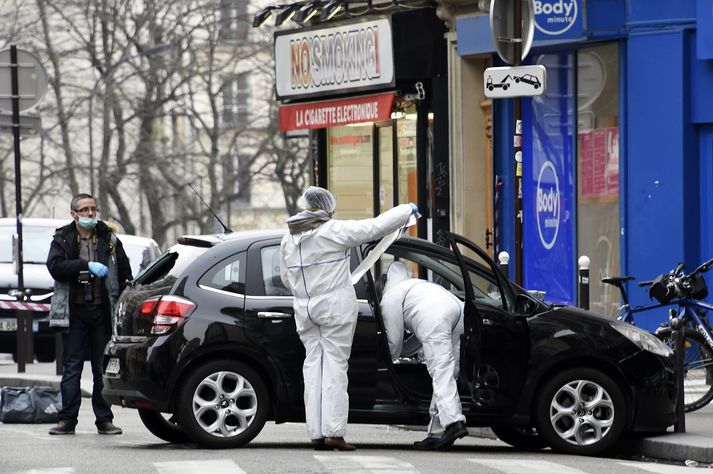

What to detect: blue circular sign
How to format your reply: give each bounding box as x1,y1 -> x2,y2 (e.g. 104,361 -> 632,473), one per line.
534,0 -> 579,36
536,161 -> 560,250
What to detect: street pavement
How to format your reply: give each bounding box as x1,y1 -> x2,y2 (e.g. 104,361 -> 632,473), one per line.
1,355 -> 713,467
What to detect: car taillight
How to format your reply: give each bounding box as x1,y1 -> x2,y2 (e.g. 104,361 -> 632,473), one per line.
140,295 -> 195,336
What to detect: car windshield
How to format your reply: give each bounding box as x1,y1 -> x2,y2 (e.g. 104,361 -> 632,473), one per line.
133,243 -> 207,287
0,224 -> 57,264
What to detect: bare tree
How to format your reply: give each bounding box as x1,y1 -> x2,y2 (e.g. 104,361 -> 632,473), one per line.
0,0 -> 310,246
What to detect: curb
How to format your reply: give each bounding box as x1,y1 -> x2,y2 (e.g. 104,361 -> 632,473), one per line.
622,434 -> 713,465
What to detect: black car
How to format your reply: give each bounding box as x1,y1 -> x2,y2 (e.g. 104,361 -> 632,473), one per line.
103,230 -> 677,455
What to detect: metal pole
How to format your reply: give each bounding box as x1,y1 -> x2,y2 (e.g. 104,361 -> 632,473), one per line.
671,313 -> 686,432
10,44 -> 32,372
578,255 -> 590,310
513,0 -> 524,286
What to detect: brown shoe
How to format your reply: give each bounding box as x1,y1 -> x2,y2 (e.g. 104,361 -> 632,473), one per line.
311,438 -> 330,451
325,437 -> 356,451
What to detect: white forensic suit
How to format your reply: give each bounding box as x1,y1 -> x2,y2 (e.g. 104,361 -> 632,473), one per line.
380,261 -> 466,436
280,204 -> 413,440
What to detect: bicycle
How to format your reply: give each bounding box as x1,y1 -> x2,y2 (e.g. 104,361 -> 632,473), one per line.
602,257 -> 713,412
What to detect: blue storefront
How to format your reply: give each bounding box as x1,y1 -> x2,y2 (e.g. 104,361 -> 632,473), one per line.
456,0 -> 713,330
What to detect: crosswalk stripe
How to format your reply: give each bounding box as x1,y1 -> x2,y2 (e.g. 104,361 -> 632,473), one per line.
314,455 -> 419,473
467,459 -> 588,473
154,460 -> 246,474
617,461 -> 699,473
19,469 -> 75,474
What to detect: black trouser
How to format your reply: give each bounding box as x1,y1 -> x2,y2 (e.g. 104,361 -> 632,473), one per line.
59,304 -> 112,426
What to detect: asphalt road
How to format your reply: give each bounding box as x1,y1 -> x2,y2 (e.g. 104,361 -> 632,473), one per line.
0,404 -> 705,473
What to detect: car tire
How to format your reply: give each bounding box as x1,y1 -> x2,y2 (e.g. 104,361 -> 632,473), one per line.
490,425 -> 548,451
176,359 -> 269,449
138,409 -> 190,443
534,368 -> 626,456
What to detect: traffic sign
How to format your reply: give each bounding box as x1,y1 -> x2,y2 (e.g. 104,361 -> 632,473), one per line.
0,48 -> 48,114
484,65 -> 546,98
489,0 -> 535,65
0,113 -> 41,137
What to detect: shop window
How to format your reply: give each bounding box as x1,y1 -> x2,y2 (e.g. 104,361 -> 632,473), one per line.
222,74 -> 249,127
327,125 -> 374,219
576,43 -> 620,316
397,104 -> 418,236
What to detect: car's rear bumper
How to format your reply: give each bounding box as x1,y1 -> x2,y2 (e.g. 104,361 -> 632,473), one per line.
619,350 -> 678,432
102,338 -> 174,412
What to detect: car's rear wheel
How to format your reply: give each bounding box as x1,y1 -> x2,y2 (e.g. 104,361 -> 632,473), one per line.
490,425 -> 548,451
177,360 -> 269,449
138,409 -> 189,443
534,368 -> 625,456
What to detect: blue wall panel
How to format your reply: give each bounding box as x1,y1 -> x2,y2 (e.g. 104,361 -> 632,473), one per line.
625,29 -> 688,331
627,0 -> 696,24
494,98 -> 515,279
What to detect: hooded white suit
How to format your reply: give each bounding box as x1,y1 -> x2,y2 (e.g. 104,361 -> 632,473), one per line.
380,261 -> 466,436
280,203 -> 413,440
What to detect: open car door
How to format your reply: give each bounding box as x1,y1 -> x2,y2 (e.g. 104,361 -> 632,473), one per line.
448,233 -> 530,416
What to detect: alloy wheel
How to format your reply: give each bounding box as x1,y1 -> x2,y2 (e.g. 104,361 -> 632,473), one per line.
548,379 -> 615,446
191,370 -> 258,438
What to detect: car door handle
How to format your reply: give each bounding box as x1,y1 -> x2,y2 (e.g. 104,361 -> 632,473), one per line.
257,311 -> 293,319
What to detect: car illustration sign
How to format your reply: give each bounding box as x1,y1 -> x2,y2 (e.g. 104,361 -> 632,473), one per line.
484,65 -> 546,98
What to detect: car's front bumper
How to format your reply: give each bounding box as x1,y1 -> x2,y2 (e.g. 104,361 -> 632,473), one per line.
619,349 -> 678,432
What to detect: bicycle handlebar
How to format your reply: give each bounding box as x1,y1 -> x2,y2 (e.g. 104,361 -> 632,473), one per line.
694,257 -> 713,275
638,280 -> 654,287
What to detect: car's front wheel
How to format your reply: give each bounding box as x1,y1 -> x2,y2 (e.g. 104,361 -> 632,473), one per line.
138,409 -> 189,443
177,360 -> 269,449
534,368 -> 625,456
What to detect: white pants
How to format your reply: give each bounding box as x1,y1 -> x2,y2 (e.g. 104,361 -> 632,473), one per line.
295,293 -> 358,440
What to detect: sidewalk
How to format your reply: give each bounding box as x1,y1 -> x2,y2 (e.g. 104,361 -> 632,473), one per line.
1,357 -> 712,464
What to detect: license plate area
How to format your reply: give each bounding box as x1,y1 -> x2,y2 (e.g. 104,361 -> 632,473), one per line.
0,319 -> 17,331
105,357 -> 120,375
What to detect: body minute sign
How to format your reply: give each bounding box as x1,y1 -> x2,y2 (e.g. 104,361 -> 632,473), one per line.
275,19 -> 395,99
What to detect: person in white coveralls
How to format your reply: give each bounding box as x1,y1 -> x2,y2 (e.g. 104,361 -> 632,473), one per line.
280,186 -> 418,451
380,261 -> 468,450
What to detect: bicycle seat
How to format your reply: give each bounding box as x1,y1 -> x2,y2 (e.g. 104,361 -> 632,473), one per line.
601,276 -> 635,286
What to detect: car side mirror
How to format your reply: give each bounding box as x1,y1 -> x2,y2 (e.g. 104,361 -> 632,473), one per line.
515,293 -> 538,316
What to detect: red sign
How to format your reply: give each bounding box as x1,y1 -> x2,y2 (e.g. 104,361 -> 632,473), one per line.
279,92 -> 395,132
579,127 -> 619,198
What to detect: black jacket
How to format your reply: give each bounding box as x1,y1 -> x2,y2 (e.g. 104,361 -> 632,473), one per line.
46,220 -> 132,313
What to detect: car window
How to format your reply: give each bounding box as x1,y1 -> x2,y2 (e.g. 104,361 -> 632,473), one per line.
122,242 -> 160,277
135,244 -> 207,287
0,224 -> 56,264
372,246 -> 507,310
199,252 -> 246,294
261,246 -> 292,297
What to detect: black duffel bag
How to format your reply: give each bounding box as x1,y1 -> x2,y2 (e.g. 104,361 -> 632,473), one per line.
0,386 -> 62,423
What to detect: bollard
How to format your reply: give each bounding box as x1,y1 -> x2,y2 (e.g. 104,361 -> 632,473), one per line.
498,251 -> 510,279
578,256 -> 590,310
671,313 -> 686,432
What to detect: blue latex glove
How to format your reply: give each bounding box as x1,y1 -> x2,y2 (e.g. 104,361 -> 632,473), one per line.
88,261 -> 108,278
409,202 -> 419,215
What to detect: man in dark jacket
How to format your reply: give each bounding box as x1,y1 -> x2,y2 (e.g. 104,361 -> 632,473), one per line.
46,193 -> 133,435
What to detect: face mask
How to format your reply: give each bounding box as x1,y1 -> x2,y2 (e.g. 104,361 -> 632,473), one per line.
78,216 -> 98,230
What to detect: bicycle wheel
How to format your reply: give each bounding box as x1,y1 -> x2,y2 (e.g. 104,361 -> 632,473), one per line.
659,330 -> 713,412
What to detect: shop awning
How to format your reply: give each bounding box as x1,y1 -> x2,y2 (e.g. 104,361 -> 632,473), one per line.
278,92 -> 395,132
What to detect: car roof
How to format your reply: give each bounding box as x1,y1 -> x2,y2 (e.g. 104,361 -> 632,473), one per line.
0,217 -> 69,229
117,233 -> 159,246
178,228 -> 286,248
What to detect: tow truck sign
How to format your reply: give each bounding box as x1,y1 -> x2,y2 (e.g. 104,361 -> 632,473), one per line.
484,65 -> 546,98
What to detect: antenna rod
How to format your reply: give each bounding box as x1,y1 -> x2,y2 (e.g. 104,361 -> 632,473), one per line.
187,183 -> 233,233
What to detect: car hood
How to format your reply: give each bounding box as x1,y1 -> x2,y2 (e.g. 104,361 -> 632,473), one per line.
0,263 -> 54,291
